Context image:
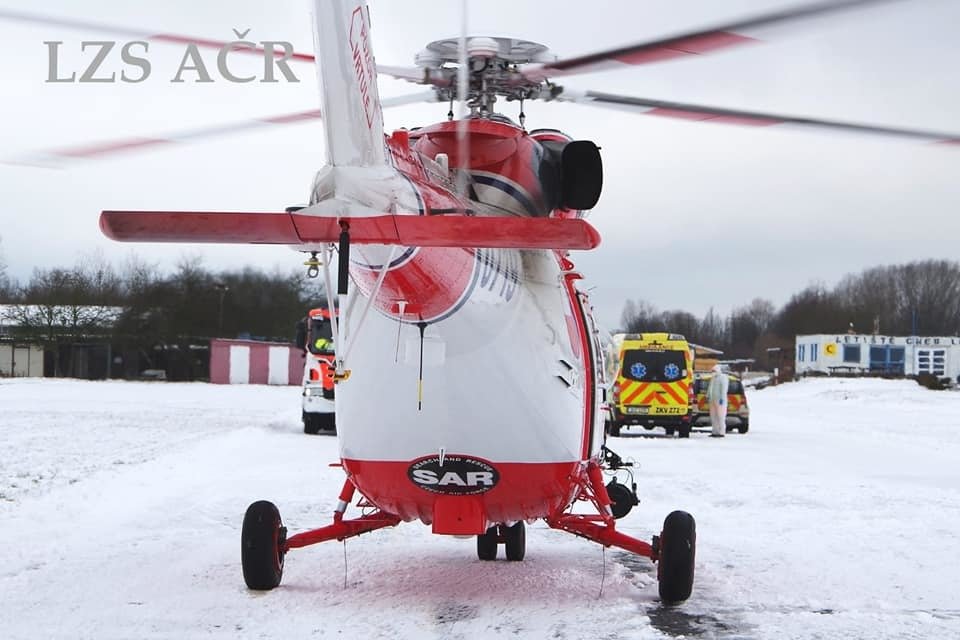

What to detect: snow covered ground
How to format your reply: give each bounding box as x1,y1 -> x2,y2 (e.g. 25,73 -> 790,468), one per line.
1,377 -> 958,639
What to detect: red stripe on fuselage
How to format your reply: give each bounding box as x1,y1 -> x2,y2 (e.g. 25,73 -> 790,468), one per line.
561,269 -> 595,460
342,458 -> 582,528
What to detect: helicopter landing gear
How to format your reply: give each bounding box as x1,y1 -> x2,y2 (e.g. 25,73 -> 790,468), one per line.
546,460 -> 695,603
476,521 -> 526,561
606,479 -> 639,519
241,500 -> 286,590
601,445 -> 640,519
504,521 -> 526,561
656,510 -> 696,604
477,526 -> 498,560
241,480 -> 400,589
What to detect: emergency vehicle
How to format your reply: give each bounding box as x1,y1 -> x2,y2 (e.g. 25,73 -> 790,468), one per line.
295,308 -> 336,434
692,372 -> 750,433
606,333 -> 695,438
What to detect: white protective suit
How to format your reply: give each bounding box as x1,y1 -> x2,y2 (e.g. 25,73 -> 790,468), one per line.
706,365 -> 729,436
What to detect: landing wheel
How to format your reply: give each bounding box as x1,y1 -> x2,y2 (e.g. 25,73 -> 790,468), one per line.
477,526 -> 498,560
503,521 -> 526,561
303,413 -> 336,435
738,420 -> 750,434
657,510 -> 696,604
241,500 -> 286,590
303,413 -> 320,435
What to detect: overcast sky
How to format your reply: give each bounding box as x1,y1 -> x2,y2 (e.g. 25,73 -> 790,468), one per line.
1,0 -> 958,326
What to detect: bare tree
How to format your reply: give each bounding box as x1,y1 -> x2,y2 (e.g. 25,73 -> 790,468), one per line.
0,235 -> 11,301
620,299 -> 661,333
5,259 -> 122,376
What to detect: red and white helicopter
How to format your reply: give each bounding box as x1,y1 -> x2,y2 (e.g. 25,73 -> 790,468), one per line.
8,0 -> 959,604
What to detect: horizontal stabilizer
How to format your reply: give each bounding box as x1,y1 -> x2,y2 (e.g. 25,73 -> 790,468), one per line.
100,211 -> 602,250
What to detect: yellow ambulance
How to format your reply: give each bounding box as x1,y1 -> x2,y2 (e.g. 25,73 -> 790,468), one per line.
606,333 -> 695,438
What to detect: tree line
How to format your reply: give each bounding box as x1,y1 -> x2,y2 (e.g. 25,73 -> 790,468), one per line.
619,259 -> 960,363
3,238 -> 957,374
0,248 -> 325,379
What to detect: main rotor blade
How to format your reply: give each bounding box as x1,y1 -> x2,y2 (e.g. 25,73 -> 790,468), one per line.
5,92 -> 439,167
520,0 -> 909,82
0,8 -> 316,61
556,90 -> 960,145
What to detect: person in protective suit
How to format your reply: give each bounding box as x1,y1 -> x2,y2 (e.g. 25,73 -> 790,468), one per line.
706,364 -> 730,438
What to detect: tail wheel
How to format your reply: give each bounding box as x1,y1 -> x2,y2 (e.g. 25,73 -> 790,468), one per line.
657,510 -> 696,604
477,526 -> 498,561
241,500 -> 286,590
503,521 -> 526,561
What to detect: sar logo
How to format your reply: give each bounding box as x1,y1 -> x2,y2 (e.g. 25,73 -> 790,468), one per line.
408,455 -> 500,495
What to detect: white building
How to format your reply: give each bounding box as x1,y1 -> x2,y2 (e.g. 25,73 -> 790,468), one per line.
795,334 -> 960,380
0,342 -> 44,377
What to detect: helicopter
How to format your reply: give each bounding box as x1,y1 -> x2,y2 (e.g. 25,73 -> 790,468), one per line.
8,0 -> 959,605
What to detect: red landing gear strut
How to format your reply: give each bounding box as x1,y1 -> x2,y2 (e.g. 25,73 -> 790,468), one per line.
241,478 -> 399,591
545,457 -> 696,603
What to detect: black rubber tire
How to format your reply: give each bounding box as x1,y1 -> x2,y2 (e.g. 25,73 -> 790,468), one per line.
664,427 -> 676,436
658,510 -> 696,604
303,413 -> 336,435
503,521 -> 526,561
678,425 -> 691,439
606,420 -> 622,437
477,526 -> 498,560
303,414 -> 320,435
241,500 -> 286,590
738,421 -> 749,434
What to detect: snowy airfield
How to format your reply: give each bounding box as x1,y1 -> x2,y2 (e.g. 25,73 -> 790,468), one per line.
1,377 -> 959,640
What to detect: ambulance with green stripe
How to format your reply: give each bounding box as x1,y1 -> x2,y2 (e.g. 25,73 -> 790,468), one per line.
606,333 -> 695,438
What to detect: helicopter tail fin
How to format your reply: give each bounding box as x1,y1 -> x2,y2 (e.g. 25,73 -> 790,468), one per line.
312,0 -> 387,168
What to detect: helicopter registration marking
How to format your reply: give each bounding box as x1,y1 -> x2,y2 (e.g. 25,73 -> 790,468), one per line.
348,7 -> 376,129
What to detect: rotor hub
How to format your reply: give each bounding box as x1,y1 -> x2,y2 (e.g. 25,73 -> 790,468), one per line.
415,36 -> 555,67
415,36 -> 557,115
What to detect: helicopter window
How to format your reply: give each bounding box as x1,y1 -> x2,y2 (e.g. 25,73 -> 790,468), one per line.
308,317 -> 335,354
621,350 -> 687,383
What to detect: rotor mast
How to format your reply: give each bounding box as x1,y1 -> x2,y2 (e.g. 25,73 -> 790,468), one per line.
414,36 -> 558,120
